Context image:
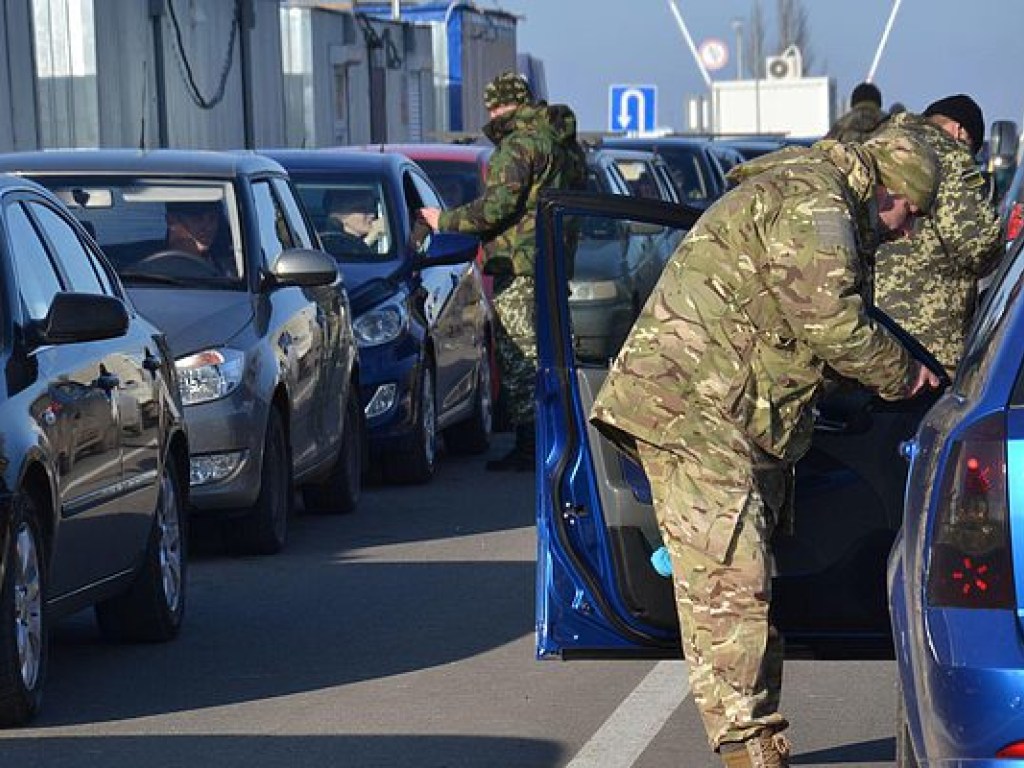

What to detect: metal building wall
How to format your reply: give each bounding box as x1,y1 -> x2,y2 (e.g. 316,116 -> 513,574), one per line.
0,1 -> 39,151
34,0 -> 98,148
458,9 -> 515,134
280,6 -> 369,148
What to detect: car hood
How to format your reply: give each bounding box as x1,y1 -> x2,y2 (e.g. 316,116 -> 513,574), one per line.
337,260 -> 403,293
127,287 -> 254,356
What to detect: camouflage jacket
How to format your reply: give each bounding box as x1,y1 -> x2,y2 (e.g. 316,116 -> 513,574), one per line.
438,103 -> 586,277
590,141 -> 916,468
826,101 -> 887,143
874,112 -> 1003,372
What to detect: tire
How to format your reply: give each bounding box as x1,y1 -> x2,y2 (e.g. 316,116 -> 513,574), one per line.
96,459 -> 186,642
444,342 -> 493,455
228,408 -> 292,555
895,675 -> 919,768
303,388 -> 363,514
385,364 -> 437,485
0,493 -> 47,726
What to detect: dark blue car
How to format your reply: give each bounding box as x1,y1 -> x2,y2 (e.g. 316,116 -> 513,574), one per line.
532,190 -> 943,659
889,233 -> 1024,766
266,150 -> 494,484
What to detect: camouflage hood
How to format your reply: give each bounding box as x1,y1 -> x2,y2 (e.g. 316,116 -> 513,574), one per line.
483,102 -> 580,150
728,140 -> 879,210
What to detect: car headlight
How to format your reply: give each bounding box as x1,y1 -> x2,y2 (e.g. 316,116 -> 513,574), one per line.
353,303 -> 408,347
175,348 -> 245,406
568,280 -> 622,302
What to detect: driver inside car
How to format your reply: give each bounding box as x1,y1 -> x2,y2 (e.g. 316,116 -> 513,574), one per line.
164,200 -> 237,277
323,189 -> 387,255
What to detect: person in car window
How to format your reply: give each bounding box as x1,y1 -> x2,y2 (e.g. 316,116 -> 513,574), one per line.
873,94 -> 1004,373
826,81 -> 886,143
418,71 -> 586,471
589,130 -> 942,768
323,188 -> 386,255
165,200 -> 236,277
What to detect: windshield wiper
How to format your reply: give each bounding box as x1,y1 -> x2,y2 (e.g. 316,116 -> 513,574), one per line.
117,271 -> 192,286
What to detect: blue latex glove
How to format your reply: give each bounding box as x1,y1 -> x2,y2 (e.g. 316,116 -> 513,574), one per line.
651,545 -> 673,578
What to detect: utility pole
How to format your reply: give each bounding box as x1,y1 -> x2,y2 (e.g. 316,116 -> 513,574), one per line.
238,0 -> 255,149
731,17 -> 743,80
148,0 -> 169,148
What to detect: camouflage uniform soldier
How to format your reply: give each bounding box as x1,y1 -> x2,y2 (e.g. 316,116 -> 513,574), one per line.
874,95 -> 1003,372
826,82 -> 886,143
420,72 -> 586,471
590,131 -> 941,768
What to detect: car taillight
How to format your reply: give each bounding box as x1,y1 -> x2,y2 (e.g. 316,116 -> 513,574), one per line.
998,741 -> 1024,758
926,413 -> 1014,609
1007,202 -> 1024,243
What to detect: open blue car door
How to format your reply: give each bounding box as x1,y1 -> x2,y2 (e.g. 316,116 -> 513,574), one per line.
534,191 -> 946,659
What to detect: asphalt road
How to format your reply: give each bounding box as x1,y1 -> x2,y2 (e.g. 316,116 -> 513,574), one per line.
0,434 -> 899,768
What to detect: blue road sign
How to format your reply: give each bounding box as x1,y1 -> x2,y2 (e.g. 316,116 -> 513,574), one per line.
609,85 -> 657,134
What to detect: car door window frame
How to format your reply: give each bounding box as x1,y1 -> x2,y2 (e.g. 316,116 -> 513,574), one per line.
4,196 -> 67,325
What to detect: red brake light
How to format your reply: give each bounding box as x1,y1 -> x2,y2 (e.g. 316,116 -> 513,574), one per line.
998,741 -> 1024,758
1007,202 -> 1024,243
927,414 -> 1014,609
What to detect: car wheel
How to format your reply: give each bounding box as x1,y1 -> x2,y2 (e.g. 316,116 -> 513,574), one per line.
96,458 -> 186,642
895,675 -> 919,768
303,386 -> 363,514
0,493 -> 47,726
229,408 -> 292,555
386,363 -> 436,484
444,342 -> 493,455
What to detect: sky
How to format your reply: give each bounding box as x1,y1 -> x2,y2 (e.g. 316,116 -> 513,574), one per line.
487,0 -> 1024,135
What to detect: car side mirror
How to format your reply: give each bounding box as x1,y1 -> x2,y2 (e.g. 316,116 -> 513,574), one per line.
417,232 -> 480,267
29,292 -> 129,346
990,120 -> 1019,165
269,247 -> 339,288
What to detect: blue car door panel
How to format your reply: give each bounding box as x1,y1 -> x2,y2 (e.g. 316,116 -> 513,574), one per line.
535,191 -> 944,659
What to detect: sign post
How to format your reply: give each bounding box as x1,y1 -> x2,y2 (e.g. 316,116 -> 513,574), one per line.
609,85 -> 658,134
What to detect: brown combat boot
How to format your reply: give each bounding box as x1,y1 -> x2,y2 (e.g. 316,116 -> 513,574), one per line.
720,730 -> 791,768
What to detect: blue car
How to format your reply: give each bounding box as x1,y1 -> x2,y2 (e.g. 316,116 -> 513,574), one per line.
889,234 -> 1024,766
533,190 -> 943,659
266,150 -> 493,484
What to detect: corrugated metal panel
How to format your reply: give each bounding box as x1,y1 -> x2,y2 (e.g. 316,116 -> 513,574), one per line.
93,0 -> 153,147
459,9 -> 515,133
0,1 -> 39,150
34,0 -> 99,148
249,0 -> 287,148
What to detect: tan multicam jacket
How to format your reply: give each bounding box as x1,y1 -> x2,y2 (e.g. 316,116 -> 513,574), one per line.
590,141 -> 916,467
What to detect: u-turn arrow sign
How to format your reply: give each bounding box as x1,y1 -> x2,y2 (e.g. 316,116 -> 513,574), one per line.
609,85 -> 657,134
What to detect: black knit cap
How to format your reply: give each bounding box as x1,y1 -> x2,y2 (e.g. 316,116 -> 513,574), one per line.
851,82 -> 881,107
924,94 -> 985,156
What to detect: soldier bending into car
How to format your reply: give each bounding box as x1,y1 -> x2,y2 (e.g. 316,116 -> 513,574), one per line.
589,130 -> 942,768
873,94 -> 1004,373
419,71 -> 586,471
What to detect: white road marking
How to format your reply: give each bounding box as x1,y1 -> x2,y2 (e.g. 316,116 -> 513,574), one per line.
565,660 -> 689,768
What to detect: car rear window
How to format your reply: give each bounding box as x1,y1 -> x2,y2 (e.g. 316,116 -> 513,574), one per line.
959,237 -> 1024,401
413,159 -> 483,208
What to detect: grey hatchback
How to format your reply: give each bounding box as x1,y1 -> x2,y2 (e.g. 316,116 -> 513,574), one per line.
0,150 -> 362,555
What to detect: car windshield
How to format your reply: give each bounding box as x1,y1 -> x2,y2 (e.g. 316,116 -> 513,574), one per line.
38,177 -> 244,289
413,159 -> 482,208
294,178 -> 395,263
612,159 -> 662,200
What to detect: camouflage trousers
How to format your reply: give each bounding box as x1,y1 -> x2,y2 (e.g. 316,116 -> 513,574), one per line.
492,275 -> 537,428
636,436 -> 789,752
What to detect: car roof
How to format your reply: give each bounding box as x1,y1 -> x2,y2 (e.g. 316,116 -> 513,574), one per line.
0,149 -> 285,177
261,148 -> 411,175
603,136 -> 712,150
356,143 -> 492,163
590,147 -> 659,162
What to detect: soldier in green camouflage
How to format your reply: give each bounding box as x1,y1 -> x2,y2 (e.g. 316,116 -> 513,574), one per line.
420,71 -> 586,471
826,82 -> 886,143
589,130 -> 942,768
874,94 -> 1004,373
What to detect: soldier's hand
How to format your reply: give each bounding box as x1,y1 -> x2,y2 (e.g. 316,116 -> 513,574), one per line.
908,361 -> 941,397
419,207 -> 441,231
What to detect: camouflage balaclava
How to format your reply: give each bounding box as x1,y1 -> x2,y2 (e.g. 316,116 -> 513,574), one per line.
483,71 -> 533,110
861,128 -> 940,214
